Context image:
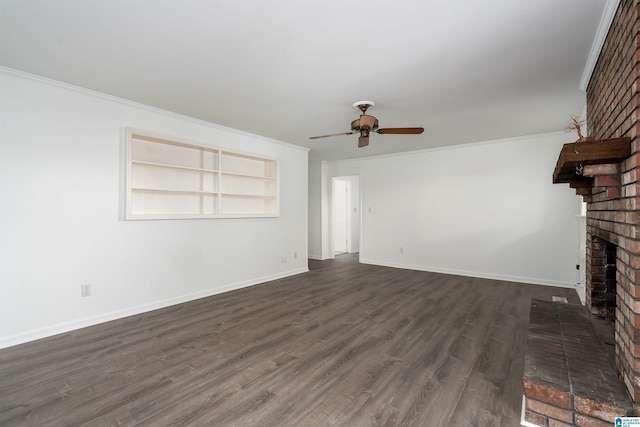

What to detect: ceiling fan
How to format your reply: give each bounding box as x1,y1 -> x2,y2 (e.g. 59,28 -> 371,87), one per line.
309,101 -> 424,148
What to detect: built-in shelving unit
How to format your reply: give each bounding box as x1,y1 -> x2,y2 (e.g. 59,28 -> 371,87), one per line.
125,130 -> 279,219
219,151 -> 278,215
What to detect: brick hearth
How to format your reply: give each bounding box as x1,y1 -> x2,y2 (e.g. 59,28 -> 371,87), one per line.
523,300 -> 632,426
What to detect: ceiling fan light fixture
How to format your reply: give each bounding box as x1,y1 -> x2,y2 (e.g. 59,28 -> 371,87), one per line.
359,114 -> 377,130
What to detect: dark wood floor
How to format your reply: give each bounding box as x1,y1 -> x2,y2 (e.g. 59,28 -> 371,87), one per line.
0,254 -> 578,426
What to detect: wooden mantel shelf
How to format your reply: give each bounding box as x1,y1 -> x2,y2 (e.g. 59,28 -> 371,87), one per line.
553,137 -> 631,183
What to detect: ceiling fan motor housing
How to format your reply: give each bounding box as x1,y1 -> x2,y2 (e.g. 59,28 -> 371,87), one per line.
351,115 -> 379,131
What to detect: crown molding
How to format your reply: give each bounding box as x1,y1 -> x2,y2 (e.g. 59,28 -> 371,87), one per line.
579,0 -> 620,91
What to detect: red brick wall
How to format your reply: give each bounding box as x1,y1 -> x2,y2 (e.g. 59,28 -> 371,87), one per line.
585,0 -> 640,405
586,0 -> 637,141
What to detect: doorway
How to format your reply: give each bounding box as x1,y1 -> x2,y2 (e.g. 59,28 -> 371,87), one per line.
332,176 -> 360,256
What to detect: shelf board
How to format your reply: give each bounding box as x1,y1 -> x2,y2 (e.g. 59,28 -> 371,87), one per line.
553,137 -> 631,183
211,213 -> 279,218
220,151 -> 276,161
220,192 -> 277,198
220,171 -> 276,179
132,160 -> 218,174
131,187 -> 218,195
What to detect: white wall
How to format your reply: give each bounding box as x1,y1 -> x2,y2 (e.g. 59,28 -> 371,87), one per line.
0,69 -> 309,348
321,132 -> 583,287
308,160 -> 333,260
308,160 -> 323,259
346,176 -> 360,253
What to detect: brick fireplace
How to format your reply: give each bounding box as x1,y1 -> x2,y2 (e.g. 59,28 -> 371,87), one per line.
528,134 -> 636,423
580,152 -> 640,402
584,0 -> 640,406
553,0 -> 640,413
521,1 -> 640,424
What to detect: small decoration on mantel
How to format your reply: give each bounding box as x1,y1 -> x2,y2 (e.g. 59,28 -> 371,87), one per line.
564,114 -> 593,142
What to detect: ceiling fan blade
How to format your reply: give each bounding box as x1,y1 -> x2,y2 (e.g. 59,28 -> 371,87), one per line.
309,132 -> 355,140
358,136 -> 369,148
376,127 -> 424,135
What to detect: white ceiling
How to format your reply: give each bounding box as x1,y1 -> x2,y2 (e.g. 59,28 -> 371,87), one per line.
0,0 -> 607,161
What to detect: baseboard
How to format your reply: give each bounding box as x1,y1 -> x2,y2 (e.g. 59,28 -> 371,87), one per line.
359,258 -> 575,289
0,267 -> 308,349
308,254 -> 334,260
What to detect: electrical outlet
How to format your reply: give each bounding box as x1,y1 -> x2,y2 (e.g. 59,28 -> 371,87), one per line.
81,284 -> 92,297
293,251 -> 298,259
400,247 -> 404,254
281,255 -> 287,263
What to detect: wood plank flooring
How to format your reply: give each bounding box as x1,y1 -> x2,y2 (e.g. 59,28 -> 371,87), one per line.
0,254 -> 578,426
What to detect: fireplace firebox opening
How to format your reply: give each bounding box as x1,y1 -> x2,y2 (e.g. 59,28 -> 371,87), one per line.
604,241 -> 616,321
